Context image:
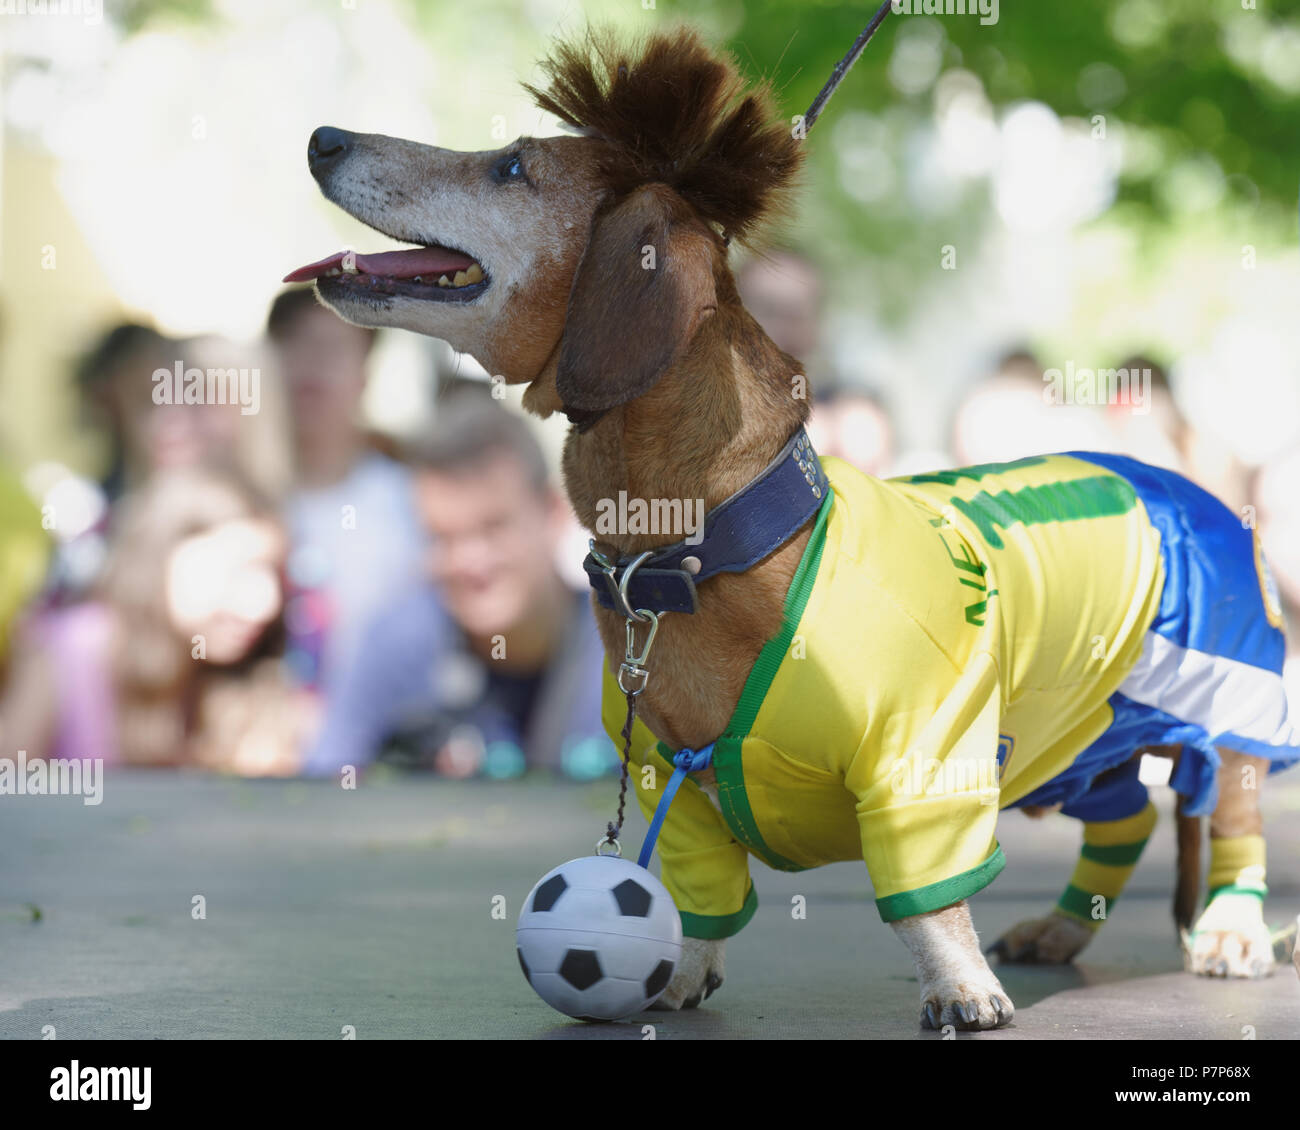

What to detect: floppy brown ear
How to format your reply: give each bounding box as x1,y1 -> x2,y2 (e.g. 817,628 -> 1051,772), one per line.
556,184 -> 718,418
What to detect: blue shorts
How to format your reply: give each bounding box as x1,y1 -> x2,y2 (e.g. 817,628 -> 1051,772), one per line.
1010,451 -> 1299,821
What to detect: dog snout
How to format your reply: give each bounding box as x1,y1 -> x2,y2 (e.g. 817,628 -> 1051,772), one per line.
307,126 -> 354,179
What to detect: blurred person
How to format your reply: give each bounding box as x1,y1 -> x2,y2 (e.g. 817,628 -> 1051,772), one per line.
807,386 -> 896,477
0,464 -> 49,684
0,468 -> 310,775
1164,354 -> 1250,514
1103,354 -> 1186,472
301,390 -> 615,781
265,287 -> 426,695
48,325 -> 285,603
950,348 -> 1113,466
735,248 -> 824,365
41,323 -> 179,603
75,322 -> 181,502
1252,447 -> 1300,703
1107,353 -> 1249,511
1076,350 -> 1255,516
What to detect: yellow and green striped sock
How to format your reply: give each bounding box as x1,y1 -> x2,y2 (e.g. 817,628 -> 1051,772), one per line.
1206,833 -> 1267,901
1193,835 -> 1267,935
1056,801 -> 1158,928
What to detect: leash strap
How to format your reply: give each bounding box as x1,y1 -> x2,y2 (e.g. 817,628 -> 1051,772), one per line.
637,743 -> 715,868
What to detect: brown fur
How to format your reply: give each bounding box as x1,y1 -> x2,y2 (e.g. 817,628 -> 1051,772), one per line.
521,30 -> 814,748
558,253 -> 809,747
523,27 -> 804,247
301,26 -> 1277,1021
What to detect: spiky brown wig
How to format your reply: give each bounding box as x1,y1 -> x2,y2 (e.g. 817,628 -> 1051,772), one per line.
523,26 -> 804,247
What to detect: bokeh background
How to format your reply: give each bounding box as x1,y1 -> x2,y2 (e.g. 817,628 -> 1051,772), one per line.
1,0 -> 1298,779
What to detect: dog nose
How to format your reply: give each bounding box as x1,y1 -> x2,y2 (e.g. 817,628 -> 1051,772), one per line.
308,126 -> 353,175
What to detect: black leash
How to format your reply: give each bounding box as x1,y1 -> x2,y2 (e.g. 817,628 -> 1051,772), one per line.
802,1 -> 895,135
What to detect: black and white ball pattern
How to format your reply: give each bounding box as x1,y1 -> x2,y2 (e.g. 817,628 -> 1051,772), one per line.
516,855 -> 683,1021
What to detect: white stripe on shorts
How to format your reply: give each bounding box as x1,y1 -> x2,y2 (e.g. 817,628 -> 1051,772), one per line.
1118,632 -> 1300,748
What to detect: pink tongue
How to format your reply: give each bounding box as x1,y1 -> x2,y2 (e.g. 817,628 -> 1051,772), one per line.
283,246 -> 475,283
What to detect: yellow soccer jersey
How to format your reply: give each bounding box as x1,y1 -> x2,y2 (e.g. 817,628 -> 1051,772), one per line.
600,453 -> 1166,935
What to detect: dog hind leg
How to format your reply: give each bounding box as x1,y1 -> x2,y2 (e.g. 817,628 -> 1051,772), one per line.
990,755 -> 1156,965
1185,747 -> 1274,979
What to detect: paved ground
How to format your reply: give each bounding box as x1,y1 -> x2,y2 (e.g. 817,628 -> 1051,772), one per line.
1,768 -> 1297,1039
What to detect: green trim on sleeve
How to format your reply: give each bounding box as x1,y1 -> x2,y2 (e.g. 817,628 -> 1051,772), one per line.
705,487 -> 834,874
874,844 -> 1006,923
679,880 -> 759,939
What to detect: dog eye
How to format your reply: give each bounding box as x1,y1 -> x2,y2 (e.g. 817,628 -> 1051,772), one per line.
495,152 -> 526,182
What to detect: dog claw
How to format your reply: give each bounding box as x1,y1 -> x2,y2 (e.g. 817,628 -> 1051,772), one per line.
955,1002 -> 977,1025
924,1002 -> 940,1029
704,972 -> 723,999
683,991 -> 704,1010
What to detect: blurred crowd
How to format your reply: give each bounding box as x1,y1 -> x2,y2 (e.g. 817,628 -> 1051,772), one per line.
1,254 -> 1297,781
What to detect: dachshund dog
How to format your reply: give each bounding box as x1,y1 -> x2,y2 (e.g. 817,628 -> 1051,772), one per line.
288,27 -> 1297,1029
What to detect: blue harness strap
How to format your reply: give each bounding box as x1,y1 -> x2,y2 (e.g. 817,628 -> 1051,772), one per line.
637,743 -> 715,869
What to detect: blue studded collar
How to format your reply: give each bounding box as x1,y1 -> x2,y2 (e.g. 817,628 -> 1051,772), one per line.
583,426 -> 829,617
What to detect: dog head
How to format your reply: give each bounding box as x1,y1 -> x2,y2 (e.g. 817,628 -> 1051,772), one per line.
288,27 -> 803,425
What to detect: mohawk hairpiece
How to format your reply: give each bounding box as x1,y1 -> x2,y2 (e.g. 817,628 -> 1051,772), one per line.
524,27 -> 804,247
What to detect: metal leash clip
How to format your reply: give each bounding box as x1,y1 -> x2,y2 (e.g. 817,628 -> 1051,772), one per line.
589,540 -> 658,623
618,608 -> 660,695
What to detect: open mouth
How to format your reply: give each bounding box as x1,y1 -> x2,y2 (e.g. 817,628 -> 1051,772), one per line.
282,244 -> 489,302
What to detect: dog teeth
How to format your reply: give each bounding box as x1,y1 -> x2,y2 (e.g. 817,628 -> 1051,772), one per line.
437,275 -> 451,287
452,270 -> 469,287
412,276 -> 424,283
323,268 -> 343,277
465,263 -> 484,283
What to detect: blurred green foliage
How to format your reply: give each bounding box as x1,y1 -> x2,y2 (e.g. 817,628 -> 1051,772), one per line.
693,0 -> 1300,335
111,0 -> 1299,356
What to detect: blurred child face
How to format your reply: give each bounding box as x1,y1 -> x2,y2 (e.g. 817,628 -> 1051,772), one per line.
272,307 -> 370,449
165,518 -> 285,665
108,346 -> 202,476
808,396 -> 894,476
111,347 -> 247,478
414,456 -> 561,639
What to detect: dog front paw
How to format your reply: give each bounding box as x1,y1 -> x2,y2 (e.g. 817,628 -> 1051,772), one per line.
987,910 -> 1095,964
919,974 -> 1015,1032
1185,892 -> 1275,979
649,936 -> 725,1010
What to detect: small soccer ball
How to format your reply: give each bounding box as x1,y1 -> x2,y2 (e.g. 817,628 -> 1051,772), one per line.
516,855 -> 683,1021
